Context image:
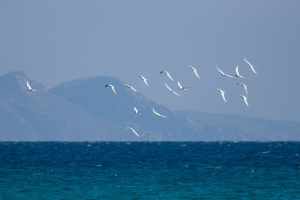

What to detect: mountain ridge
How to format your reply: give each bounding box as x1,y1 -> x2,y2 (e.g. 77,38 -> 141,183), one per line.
0,71 -> 299,141
0,72 -> 126,141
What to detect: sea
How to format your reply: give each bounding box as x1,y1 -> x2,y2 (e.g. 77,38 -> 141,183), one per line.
0,142 -> 299,199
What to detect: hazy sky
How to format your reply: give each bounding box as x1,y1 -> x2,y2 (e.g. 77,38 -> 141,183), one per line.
1,1 -> 299,122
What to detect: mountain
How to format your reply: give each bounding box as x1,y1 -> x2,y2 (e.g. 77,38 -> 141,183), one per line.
49,76 -> 202,141
176,111 -> 300,141
49,76 -> 300,141
0,72 -> 124,141
1,71 -> 299,141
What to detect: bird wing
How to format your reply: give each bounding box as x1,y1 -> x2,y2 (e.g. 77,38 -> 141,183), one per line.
243,84 -> 248,95
216,66 -> 225,75
235,66 -> 240,75
243,96 -> 249,107
152,109 -> 166,118
165,83 -> 180,96
129,85 -> 138,92
165,83 -> 172,92
141,77 -> 149,87
127,127 -> 140,137
244,58 -> 252,67
225,74 -> 234,78
131,128 -> 140,137
193,68 -> 200,78
166,72 -> 174,81
152,109 -> 159,116
236,66 -> 245,79
244,58 -> 253,68
27,81 -> 37,91
172,90 -> 181,96
221,91 -> 227,102
26,81 -> 32,90
217,67 -> 233,78
124,83 -> 137,91
244,58 -> 257,74
244,58 -> 251,65
239,95 -> 249,107
144,80 -> 149,87
111,86 -> 117,94
178,81 -> 183,90
250,66 -> 258,74
134,107 -> 141,114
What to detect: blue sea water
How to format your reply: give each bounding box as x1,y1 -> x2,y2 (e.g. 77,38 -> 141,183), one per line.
0,142 -> 300,199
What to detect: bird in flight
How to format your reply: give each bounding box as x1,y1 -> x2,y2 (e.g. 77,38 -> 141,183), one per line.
188,66 -> 200,78
239,95 -> 249,107
216,66 -> 234,78
237,83 -> 248,95
105,84 -> 117,95
244,58 -> 258,74
177,81 -> 191,91
235,66 -> 245,79
134,107 -> 142,114
126,127 -> 140,137
139,75 -> 149,87
26,81 -> 37,92
165,83 -> 180,96
160,70 -> 174,81
217,88 -> 227,102
123,83 -> 138,92
152,109 -> 167,118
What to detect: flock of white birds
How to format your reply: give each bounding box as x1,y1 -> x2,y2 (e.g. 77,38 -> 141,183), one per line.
26,58 -> 257,138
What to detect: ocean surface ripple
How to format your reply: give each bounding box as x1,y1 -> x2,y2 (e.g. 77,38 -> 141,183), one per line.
0,142 -> 300,199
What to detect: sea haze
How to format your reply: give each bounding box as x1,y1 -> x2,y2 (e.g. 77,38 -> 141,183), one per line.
1,142 -> 300,199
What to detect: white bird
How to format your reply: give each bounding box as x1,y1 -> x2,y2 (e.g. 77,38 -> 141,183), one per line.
165,83 -> 180,96
152,109 -> 167,118
105,84 -> 117,95
216,66 -> 234,78
244,58 -> 258,74
188,66 -> 200,78
235,66 -> 245,79
134,107 -> 142,114
139,75 -> 149,87
237,83 -> 248,95
160,70 -> 174,81
177,81 -> 191,90
239,95 -> 249,107
123,83 -> 138,92
126,127 -> 140,137
26,81 -> 37,92
217,88 -> 227,102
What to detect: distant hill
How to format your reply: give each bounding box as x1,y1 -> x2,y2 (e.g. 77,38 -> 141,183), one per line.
49,76 -> 202,141
0,72 -> 124,141
175,110 -> 300,141
50,75 -> 300,141
0,71 -> 299,141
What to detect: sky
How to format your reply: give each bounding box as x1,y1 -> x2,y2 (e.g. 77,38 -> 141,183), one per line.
0,0 -> 299,122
